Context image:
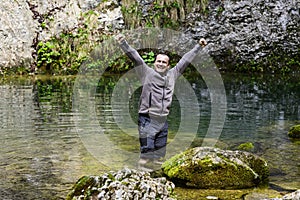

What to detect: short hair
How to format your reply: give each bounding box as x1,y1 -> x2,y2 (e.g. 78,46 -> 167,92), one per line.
156,54 -> 170,64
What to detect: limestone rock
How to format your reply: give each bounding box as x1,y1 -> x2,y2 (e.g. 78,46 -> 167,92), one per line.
281,190 -> 300,200
0,0 -> 38,68
66,168 -> 176,200
1,0 -> 299,72
0,0 -> 123,70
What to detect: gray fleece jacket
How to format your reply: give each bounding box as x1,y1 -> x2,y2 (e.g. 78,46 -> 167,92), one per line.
119,40 -> 202,117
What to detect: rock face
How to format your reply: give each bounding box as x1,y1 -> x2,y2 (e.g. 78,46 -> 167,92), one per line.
135,0 -> 299,71
0,0 -> 123,69
0,0 -> 299,72
161,147 -> 269,189
187,0 -> 300,70
288,125 -> 300,138
0,1 -> 38,68
66,168 -> 175,200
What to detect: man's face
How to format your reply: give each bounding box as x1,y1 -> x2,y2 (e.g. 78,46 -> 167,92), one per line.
154,54 -> 170,74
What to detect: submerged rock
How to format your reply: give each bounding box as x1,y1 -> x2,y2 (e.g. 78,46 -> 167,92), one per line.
66,168 -> 175,200
237,142 -> 255,152
162,147 -> 269,189
280,190 -> 300,200
266,189 -> 300,200
288,125 -> 300,138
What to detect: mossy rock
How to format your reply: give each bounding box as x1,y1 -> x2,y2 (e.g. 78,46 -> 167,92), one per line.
66,175 -> 98,200
288,124 -> 300,138
237,142 -> 255,152
162,147 -> 269,189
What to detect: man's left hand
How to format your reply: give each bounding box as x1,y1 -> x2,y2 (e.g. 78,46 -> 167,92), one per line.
199,38 -> 207,47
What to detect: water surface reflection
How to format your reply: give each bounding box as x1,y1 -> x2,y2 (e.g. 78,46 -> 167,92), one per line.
0,74 -> 299,199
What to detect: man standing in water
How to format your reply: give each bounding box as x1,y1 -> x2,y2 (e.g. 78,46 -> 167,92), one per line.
115,34 -> 207,170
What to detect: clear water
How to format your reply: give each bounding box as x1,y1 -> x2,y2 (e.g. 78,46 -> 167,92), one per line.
0,73 -> 299,199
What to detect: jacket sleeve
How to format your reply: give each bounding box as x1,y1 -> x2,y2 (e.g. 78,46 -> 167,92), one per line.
119,40 -> 149,78
172,44 -> 202,78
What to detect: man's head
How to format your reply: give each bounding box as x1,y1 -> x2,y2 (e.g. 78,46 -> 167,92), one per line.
154,54 -> 170,74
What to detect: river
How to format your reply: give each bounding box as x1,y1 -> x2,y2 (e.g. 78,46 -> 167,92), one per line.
0,73 -> 299,199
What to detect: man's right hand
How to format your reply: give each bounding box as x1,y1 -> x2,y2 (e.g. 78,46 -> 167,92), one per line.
114,33 -> 125,44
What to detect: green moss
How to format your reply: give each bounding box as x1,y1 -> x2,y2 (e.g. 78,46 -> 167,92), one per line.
36,10 -> 106,75
122,1 -> 180,29
288,124 -> 300,138
238,142 -> 255,152
122,0 -> 210,29
162,151 -> 186,177
66,176 -> 97,200
162,148 -> 269,189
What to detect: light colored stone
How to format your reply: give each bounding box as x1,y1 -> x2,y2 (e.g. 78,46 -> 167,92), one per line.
0,0 -> 38,67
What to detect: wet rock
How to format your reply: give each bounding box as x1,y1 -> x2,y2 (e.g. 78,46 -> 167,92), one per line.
288,125 -> 300,138
66,168 -> 176,200
237,142 -> 255,152
162,147 -> 269,189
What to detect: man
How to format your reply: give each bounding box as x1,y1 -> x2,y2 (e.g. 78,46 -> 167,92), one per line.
115,34 -> 207,170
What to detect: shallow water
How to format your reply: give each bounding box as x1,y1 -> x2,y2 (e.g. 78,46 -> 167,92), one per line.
0,73 -> 299,199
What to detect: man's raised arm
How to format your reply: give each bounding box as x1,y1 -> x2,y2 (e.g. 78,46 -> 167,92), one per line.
115,34 -> 148,78
173,38 -> 207,77
115,34 -> 145,67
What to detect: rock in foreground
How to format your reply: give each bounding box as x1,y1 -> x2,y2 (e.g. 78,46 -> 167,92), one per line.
66,168 -> 175,200
162,147 -> 269,189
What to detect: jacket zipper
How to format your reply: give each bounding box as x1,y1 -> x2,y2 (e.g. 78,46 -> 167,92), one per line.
161,77 -> 166,115
149,92 -> 152,108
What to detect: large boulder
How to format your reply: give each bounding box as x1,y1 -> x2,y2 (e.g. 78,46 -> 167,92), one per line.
162,147 -> 269,189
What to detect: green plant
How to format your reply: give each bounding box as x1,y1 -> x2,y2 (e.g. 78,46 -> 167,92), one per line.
142,51 -> 155,65
217,5 -> 225,15
237,142 -> 254,152
37,41 -> 60,70
121,0 -> 181,29
36,11 -> 103,75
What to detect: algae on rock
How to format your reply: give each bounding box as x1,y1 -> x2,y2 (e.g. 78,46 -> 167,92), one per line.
162,147 -> 269,189
288,124 -> 300,138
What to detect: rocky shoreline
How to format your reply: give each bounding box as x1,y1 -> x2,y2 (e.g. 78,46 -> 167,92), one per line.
67,147 -> 299,200
67,168 -> 299,200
